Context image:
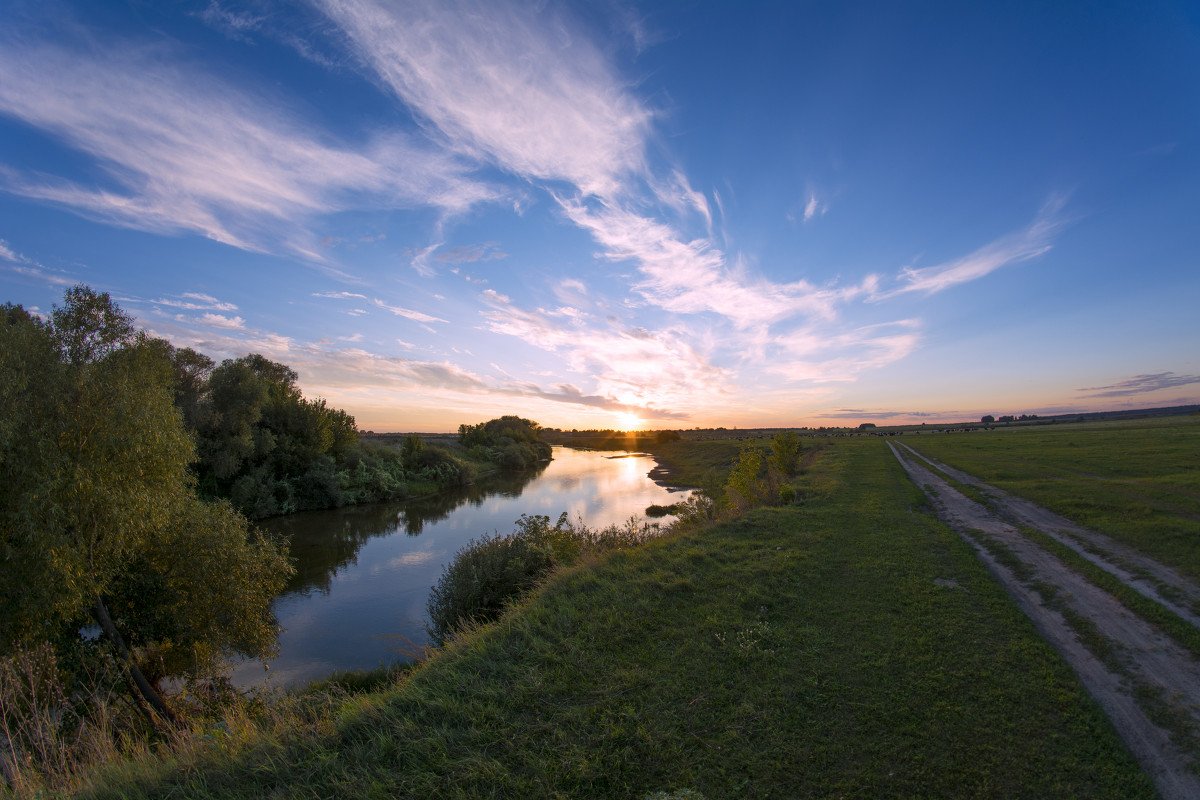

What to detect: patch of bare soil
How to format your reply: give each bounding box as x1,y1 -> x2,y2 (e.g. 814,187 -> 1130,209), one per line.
889,441 -> 1200,800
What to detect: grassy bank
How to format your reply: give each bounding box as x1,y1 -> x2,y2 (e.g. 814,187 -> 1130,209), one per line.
74,438 -> 1152,799
899,415 -> 1200,579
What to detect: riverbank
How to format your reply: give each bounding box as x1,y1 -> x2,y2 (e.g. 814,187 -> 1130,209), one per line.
71,437 -> 1153,799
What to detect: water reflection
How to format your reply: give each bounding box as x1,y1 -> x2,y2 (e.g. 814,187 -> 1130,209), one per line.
234,447 -> 688,688
268,462 -> 549,599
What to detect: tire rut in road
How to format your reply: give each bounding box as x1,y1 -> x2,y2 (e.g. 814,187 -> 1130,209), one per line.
888,441 -> 1200,800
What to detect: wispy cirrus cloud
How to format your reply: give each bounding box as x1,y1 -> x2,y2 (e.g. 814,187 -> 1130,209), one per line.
768,319 -> 922,383
480,289 -> 729,418
435,243 -> 506,263
561,199 -> 865,330
149,306 -> 687,419
0,237 -> 76,286
313,0 -> 936,390
1079,372 -> 1200,398
314,0 -> 651,198
313,291 -> 367,300
0,32 -> 499,263
148,292 -> 238,312
878,197 -> 1067,299
371,298 -> 447,324
194,313 -> 246,329
821,408 -> 947,420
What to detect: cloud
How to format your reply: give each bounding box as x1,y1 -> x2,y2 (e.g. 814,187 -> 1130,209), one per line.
315,0 -> 905,375
820,408 -> 946,420
506,381 -> 688,420
804,195 -> 820,222
480,290 -> 731,415
0,238 -> 76,286
768,319 -> 922,383
435,243 -> 506,263
315,0 -> 652,197
198,2 -> 265,41
408,243 -> 442,278
1078,372 -> 1200,398
372,298 -> 447,324
175,312 -> 245,329
150,292 -> 238,312
0,32 -> 500,261
879,197 -> 1067,298
313,291 -> 367,300
561,199 -> 860,329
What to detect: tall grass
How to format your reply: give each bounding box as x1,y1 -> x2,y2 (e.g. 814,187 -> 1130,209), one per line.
0,644 -> 134,797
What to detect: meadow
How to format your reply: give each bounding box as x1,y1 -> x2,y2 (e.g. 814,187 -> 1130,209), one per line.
899,415 -> 1200,580
70,434 -> 1157,799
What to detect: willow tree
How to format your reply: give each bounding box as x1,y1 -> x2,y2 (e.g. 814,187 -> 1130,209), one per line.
0,287 -> 291,723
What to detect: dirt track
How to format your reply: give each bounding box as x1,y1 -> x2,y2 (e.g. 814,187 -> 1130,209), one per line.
888,441 -> 1200,800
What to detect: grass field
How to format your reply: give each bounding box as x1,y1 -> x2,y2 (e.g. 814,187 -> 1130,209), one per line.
897,415 -> 1200,579
78,438 -> 1154,799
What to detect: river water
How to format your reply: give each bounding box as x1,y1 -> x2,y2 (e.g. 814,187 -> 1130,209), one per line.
231,446 -> 689,688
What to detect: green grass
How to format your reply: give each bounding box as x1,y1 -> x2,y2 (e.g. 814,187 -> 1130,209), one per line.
77,439 -> 1153,799
644,438 -> 746,492
902,415 -> 1200,579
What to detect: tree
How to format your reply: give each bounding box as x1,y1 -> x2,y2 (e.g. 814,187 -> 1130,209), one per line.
768,430 -> 802,476
401,434 -> 425,468
981,415 -> 996,424
458,416 -> 551,468
192,353 -> 361,517
725,445 -> 766,511
0,287 -> 291,722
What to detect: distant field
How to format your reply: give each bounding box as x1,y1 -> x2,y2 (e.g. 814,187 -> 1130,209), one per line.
898,415 -> 1200,580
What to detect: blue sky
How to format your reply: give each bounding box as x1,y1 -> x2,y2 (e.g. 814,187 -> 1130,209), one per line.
2,0 -> 1198,431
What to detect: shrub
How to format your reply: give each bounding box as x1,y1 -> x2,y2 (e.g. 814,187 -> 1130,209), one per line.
426,513 -> 658,646
426,529 -> 557,646
725,445 -> 767,511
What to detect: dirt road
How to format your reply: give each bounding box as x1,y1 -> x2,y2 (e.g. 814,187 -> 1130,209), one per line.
888,441 -> 1200,800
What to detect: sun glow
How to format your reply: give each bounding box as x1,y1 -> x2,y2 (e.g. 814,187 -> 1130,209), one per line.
615,412 -> 644,431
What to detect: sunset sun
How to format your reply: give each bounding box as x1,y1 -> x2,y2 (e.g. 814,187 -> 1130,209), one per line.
615,412 -> 644,431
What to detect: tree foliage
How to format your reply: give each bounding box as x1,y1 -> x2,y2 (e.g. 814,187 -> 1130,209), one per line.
769,430 -> 802,476
190,354 -> 364,517
725,445 -> 767,511
0,287 -> 291,718
458,415 -> 552,469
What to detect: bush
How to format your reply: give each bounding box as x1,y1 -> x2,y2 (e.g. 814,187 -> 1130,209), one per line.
725,445 -> 767,511
426,513 -> 658,646
425,522 -> 559,646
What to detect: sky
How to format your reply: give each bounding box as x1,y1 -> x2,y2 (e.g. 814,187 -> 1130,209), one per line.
2,0 -> 1199,432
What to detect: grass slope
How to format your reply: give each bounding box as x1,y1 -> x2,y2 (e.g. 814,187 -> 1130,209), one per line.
900,415 -> 1200,579
84,439 -> 1153,799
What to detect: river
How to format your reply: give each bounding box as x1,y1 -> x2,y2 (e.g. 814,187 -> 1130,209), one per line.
230,446 -> 689,688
